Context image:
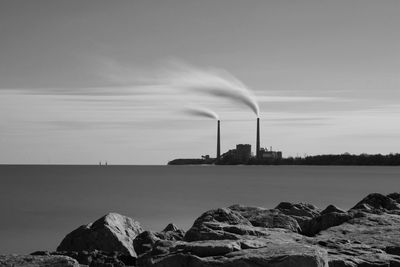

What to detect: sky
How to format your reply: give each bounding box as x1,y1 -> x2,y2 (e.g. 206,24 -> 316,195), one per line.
1,0 -> 400,164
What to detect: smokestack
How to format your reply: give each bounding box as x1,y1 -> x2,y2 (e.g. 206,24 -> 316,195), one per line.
217,120 -> 221,160
256,118 -> 260,159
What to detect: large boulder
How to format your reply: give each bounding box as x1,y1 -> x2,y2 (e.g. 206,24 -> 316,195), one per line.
139,242 -> 328,267
31,250 -> 135,266
134,231 -> 162,256
159,223 -> 185,241
351,193 -> 400,213
312,211 -> 400,266
275,202 -> 321,228
388,193 -> 400,203
184,208 -> 252,241
0,255 -> 79,267
229,204 -> 301,232
57,213 -> 143,257
321,205 -> 346,215
301,211 -> 353,236
134,223 -> 185,256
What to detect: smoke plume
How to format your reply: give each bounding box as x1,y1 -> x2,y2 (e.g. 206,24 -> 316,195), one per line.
162,61 -> 260,117
184,106 -> 219,120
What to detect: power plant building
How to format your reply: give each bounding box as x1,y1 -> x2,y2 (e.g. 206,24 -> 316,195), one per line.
221,144 -> 252,163
259,147 -> 282,160
235,144 -> 252,162
169,117 -> 283,165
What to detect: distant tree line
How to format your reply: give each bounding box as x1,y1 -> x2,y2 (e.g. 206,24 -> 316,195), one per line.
169,153 -> 400,165
268,153 -> 400,166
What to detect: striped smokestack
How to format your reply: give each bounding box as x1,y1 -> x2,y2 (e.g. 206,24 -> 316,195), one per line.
256,118 -> 260,159
217,120 -> 221,160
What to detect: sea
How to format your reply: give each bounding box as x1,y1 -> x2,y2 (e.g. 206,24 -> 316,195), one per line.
1,165 -> 399,254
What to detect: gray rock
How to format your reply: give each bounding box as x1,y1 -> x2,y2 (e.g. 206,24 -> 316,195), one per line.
140,243 -> 328,267
321,205 -> 346,215
184,208 -> 251,241
229,204 -> 301,232
173,240 -> 241,257
134,231 -> 162,256
133,224 -> 185,256
0,255 -> 79,267
159,223 -> 185,241
57,213 -> 143,257
162,223 -> 179,232
388,193 -> 400,203
32,250 -> 135,266
301,212 -> 353,236
275,202 -> 321,228
351,193 -> 400,213
275,202 -> 320,218
313,211 -> 400,266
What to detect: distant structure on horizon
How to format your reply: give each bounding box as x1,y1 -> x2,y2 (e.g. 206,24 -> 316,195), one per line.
168,118 -> 282,165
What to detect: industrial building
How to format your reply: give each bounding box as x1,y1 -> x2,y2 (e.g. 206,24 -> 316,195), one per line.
168,117 -> 283,165
259,147 -> 283,160
220,144 -> 252,163
218,118 -> 282,164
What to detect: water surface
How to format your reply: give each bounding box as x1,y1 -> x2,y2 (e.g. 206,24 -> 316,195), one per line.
1,165 -> 399,254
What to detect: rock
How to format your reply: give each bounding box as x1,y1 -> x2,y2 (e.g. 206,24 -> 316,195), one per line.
351,193 -> 400,213
229,204 -> 301,232
57,213 -> 143,257
159,223 -> 185,241
275,202 -> 320,218
139,243 -> 328,267
0,255 -> 79,267
275,202 -> 321,229
51,192 -> 400,267
134,231 -> 161,256
133,224 -> 185,256
385,245 -> 400,256
173,240 -> 241,257
313,211 -> 400,266
162,223 -> 179,232
388,193 -> 400,203
301,212 -> 353,236
321,205 -> 346,215
184,208 -> 252,241
34,250 -> 134,266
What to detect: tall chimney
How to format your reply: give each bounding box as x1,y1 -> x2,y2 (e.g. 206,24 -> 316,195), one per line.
217,120 -> 221,160
256,118 -> 260,159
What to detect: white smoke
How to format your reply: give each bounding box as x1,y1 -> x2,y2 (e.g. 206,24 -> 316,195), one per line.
184,106 -> 219,120
161,61 -> 260,117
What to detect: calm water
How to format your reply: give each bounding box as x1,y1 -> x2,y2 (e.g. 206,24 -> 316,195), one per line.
1,165 -> 399,254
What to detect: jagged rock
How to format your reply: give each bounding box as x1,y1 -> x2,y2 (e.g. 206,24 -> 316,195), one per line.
48,192 -> 400,267
162,223 -> 179,232
312,210 -> 400,266
57,213 -> 143,257
32,250 -> 135,266
133,224 -> 185,256
159,223 -> 185,241
385,245 -> 400,256
134,231 -> 161,256
0,255 -> 79,267
184,208 -> 252,241
321,205 -> 346,215
388,193 -> 400,203
229,204 -> 301,232
351,193 -> 400,213
275,202 -> 320,218
301,211 -> 353,236
173,240 -> 241,257
275,202 -> 321,228
139,243 -> 328,267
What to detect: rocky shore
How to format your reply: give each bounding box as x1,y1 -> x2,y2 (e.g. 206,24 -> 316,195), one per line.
3,192 -> 400,267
